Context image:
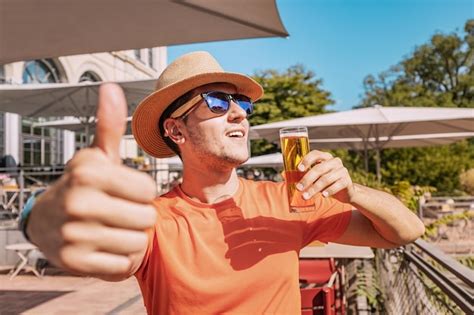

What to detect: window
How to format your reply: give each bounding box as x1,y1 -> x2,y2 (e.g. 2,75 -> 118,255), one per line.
148,48 -> 155,69
21,119 -> 63,166
0,65 -> 5,83
75,133 -> 88,151
22,59 -> 60,83
0,66 -> 5,155
134,49 -> 142,61
0,113 -> 4,156
79,71 -> 101,82
21,59 -> 64,165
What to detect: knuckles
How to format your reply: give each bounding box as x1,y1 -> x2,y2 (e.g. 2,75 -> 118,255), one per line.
60,222 -> 76,243
58,245 -> 79,271
67,166 -> 95,187
62,189 -> 90,218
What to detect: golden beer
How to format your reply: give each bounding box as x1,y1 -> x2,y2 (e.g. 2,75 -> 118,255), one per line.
280,127 -> 315,212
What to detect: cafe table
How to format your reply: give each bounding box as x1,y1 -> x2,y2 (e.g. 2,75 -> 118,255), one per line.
5,242 -> 42,279
300,242 -> 374,259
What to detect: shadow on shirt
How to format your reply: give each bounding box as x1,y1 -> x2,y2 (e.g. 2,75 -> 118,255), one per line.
215,200 -> 346,271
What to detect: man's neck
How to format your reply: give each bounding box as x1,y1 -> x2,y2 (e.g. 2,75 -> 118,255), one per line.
180,162 -> 240,204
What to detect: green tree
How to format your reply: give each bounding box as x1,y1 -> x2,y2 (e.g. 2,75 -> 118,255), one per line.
360,19 -> 474,109
250,65 -> 334,155
356,20 -> 474,193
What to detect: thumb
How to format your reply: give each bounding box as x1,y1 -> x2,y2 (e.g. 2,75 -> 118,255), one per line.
92,83 -> 127,164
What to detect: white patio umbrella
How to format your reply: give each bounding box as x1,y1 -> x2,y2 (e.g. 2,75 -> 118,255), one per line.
250,105 -> 474,181
243,132 -> 474,169
0,79 -> 154,141
0,80 -> 155,117
32,117 -> 133,133
310,132 -> 474,150
0,0 -> 288,64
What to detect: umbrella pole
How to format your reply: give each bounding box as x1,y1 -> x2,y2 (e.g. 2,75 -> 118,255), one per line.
374,127 -> 381,183
375,148 -> 381,183
363,140 -> 369,172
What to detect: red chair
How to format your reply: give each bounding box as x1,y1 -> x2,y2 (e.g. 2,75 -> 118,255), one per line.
299,258 -> 335,285
300,286 -> 335,315
299,259 -> 339,315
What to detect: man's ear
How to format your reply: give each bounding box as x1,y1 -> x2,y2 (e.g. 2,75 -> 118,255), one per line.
163,118 -> 185,144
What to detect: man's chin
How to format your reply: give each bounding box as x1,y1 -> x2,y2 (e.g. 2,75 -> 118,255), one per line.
221,152 -> 249,167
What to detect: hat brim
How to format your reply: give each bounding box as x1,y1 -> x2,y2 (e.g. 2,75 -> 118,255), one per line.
132,72 -> 263,158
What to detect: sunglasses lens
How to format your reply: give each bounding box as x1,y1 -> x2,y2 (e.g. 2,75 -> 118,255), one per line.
204,92 -> 253,116
233,94 -> 253,115
205,92 -> 229,114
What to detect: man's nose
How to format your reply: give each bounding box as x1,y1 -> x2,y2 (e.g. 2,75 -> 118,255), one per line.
227,100 -> 247,122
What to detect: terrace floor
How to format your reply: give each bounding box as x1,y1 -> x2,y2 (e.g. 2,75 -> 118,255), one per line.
0,267 -> 146,314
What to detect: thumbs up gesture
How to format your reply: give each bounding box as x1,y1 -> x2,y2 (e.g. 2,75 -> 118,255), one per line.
27,83 -> 157,280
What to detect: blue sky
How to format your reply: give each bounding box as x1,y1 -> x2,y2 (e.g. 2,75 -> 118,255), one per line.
169,0 -> 473,111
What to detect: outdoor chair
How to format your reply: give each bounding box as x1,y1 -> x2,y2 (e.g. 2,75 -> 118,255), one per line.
299,258 -> 336,287
301,286 -> 336,315
299,258 -> 339,315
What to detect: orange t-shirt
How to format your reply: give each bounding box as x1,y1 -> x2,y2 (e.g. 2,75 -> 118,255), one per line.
135,178 -> 353,314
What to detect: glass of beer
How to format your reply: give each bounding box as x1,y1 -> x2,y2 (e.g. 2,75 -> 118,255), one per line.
280,126 -> 315,212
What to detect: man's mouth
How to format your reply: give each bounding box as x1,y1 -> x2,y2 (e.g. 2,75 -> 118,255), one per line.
225,129 -> 245,138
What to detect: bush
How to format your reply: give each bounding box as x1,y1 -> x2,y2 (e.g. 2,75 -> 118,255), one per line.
460,169 -> 474,195
390,181 -> 436,212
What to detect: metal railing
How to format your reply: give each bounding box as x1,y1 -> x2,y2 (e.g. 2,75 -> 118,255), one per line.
377,239 -> 473,315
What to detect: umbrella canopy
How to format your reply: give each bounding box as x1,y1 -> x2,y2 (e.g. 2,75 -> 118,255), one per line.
310,132 -> 474,150
250,105 -> 474,142
0,79 -> 155,118
242,132 -> 474,169
0,0 -> 288,64
250,105 -> 474,181
32,117 -> 133,133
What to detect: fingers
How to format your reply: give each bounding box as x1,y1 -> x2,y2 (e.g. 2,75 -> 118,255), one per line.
61,221 -> 149,255
60,245 -> 132,276
297,150 -> 333,172
322,175 -> 351,197
297,150 -> 352,200
63,187 -> 157,231
297,157 -> 343,191
302,167 -> 349,200
65,151 -> 156,203
92,83 -> 128,164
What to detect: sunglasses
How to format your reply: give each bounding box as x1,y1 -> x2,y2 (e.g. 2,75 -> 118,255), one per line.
170,91 -> 254,119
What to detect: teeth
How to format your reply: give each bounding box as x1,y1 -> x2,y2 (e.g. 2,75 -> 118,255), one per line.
228,131 -> 244,137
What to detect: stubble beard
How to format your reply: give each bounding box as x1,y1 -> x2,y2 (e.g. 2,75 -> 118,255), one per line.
188,128 -> 249,169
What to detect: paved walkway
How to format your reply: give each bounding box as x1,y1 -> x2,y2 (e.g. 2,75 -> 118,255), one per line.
0,269 -> 146,314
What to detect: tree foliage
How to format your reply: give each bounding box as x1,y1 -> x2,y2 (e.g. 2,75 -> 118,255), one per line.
250,65 -> 334,155
360,19 -> 474,109
357,20 -> 474,194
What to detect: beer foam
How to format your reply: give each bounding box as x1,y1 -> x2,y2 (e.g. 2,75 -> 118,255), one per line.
280,132 -> 308,138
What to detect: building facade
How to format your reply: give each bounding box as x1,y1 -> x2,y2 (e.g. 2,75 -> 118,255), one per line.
0,48 -> 166,166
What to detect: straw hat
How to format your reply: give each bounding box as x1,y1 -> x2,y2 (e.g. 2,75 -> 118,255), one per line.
132,51 -> 263,158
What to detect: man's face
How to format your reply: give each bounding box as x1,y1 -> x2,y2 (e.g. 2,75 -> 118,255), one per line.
177,82 -> 251,168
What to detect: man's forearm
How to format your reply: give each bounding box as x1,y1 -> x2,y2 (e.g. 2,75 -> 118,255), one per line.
349,183 -> 425,245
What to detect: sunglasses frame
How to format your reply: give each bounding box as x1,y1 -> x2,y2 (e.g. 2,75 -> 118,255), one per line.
170,91 -> 253,120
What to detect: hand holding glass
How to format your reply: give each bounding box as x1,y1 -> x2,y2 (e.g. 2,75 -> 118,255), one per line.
280,126 -> 315,212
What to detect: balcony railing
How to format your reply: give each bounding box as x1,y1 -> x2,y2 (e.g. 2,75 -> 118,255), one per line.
377,239 -> 473,314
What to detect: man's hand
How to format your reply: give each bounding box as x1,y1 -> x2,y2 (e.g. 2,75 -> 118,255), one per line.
296,150 -> 355,203
27,83 -> 157,279
297,150 -> 425,247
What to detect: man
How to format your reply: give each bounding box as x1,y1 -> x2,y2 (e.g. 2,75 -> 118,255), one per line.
25,51 -> 425,314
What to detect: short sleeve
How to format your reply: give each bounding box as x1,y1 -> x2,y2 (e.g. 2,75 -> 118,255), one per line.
134,225 -> 156,280
300,193 -> 354,247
